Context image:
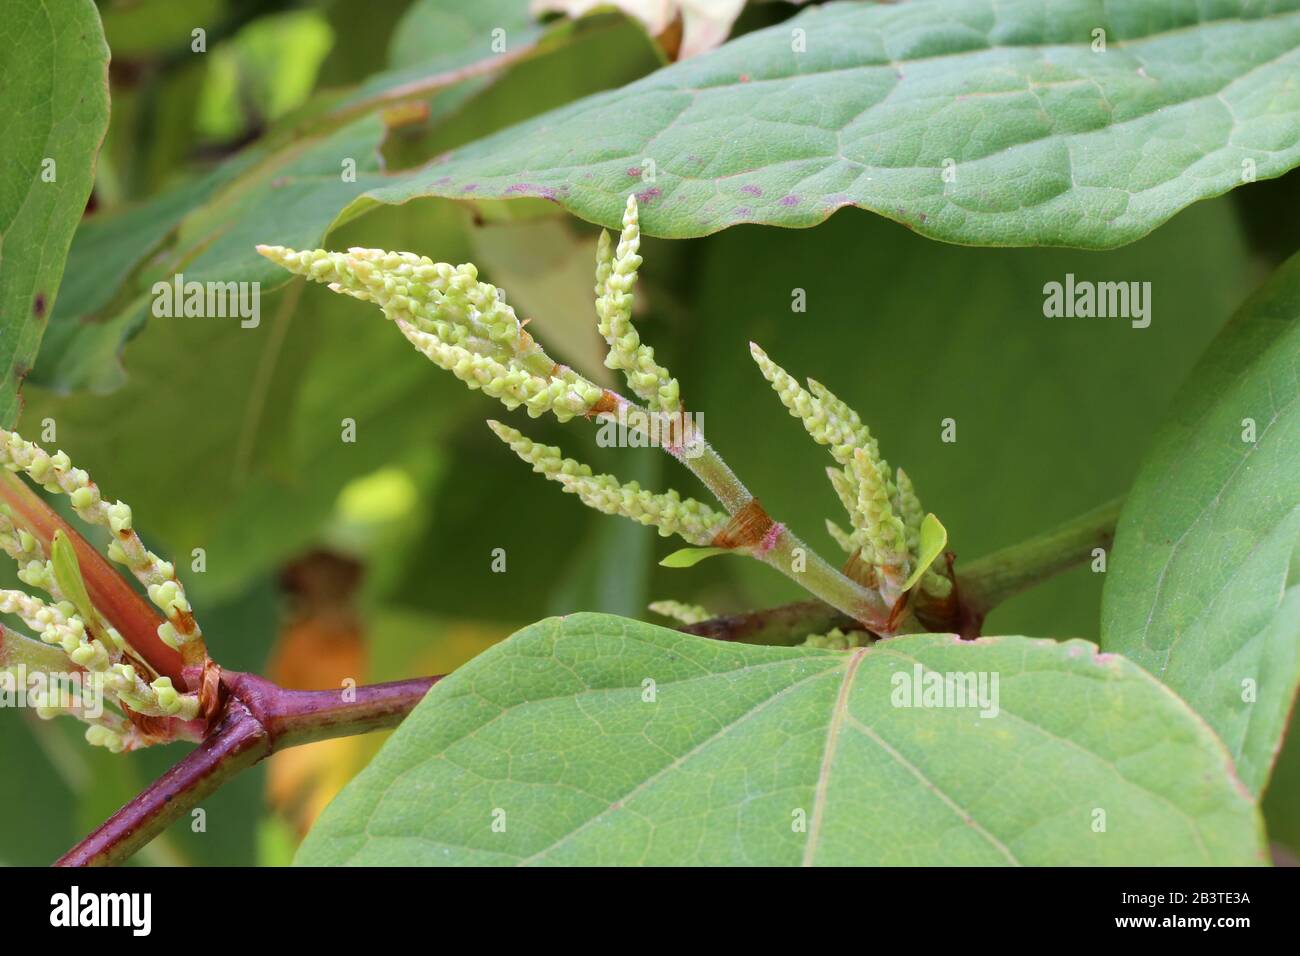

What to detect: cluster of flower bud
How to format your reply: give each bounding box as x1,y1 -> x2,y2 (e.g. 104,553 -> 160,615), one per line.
259,196 -> 951,630
257,243 -> 610,423
748,346 -> 949,601
0,431 -> 203,652
0,432 -> 204,749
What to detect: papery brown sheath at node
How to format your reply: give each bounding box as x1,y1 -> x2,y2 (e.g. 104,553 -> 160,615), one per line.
711,498 -> 775,550
200,658 -> 224,723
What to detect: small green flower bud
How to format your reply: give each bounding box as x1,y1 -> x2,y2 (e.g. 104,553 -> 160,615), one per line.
156,621 -> 184,649
26,456 -> 50,481
85,725 -> 126,753
150,676 -> 198,719
17,560 -> 51,590
106,501 -> 132,533
69,639 -> 110,672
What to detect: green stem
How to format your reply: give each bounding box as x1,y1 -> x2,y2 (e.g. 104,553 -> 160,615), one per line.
682,497 -> 1127,644
614,399 -> 892,631
760,524 -> 891,628
957,496 -> 1124,616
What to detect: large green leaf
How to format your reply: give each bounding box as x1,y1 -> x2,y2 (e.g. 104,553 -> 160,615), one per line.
297,613 -> 1262,865
1101,251 -> 1300,796
0,0 -> 109,424
346,0 -> 1300,247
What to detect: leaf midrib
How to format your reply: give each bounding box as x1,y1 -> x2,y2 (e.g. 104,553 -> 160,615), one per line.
515,662 -> 844,866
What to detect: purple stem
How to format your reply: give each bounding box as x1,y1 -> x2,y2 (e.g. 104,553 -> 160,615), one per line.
55,673 -> 441,867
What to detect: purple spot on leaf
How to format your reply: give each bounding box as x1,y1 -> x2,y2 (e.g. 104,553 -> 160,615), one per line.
505,183 -> 559,201
740,184 -> 762,197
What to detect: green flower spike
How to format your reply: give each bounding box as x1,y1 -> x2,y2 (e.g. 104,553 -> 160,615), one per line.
749,345 -> 951,604
852,449 -> 911,598
806,377 -> 880,461
0,586 -> 194,722
488,421 -> 727,546
256,245 -> 607,424
0,590 -> 88,654
648,600 -> 711,625
594,195 -> 680,411
750,345 -> 876,461
893,468 -> 924,552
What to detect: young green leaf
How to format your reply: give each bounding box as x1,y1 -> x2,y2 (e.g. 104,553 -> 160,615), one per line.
659,546 -> 729,568
1102,250 -> 1300,795
49,530 -> 98,629
297,613 -> 1262,866
901,513 -> 947,592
